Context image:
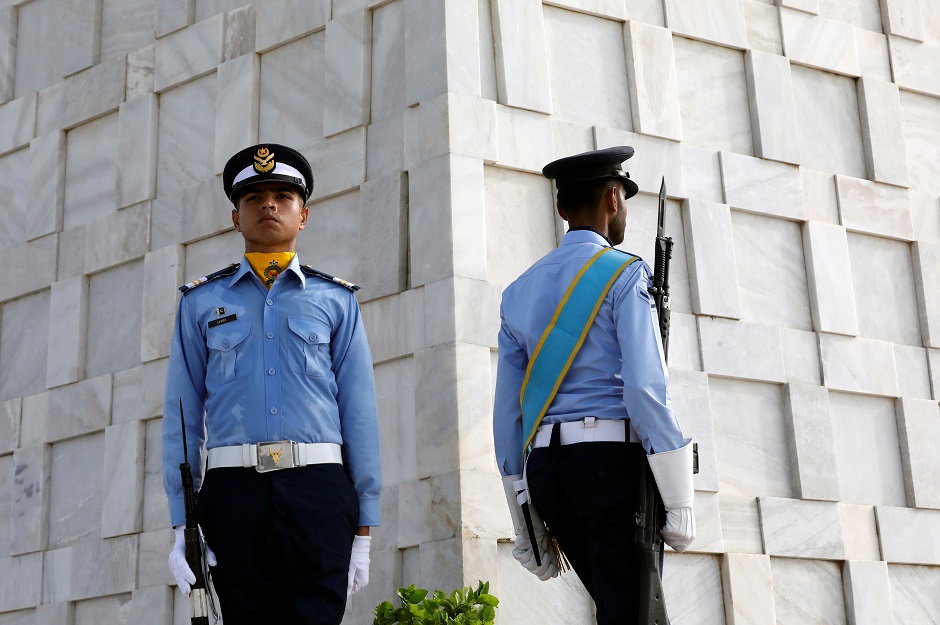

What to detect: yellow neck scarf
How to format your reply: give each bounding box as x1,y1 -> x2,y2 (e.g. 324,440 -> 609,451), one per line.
245,252 -> 296,289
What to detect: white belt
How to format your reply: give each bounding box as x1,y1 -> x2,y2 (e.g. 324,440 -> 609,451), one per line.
207,441 -> 342,472
532,417 -> 640,448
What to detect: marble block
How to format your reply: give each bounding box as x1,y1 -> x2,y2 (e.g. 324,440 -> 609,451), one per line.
682,199 -> 742,318
0,553 -> 42,612
699,317 -> 786,383
744,50 -> 801,164
367,115 -> 404,181
669,370 -> 719,492
141,360 -> 166,419
63,113 -> 119,231
492,104 -> 551,174
663,0 -> 748,49
910,191 -> 940,244
358,175 -> 406,301
780,328 -> 822,385
595,126 -> 686,198
100,421 -> 144,537
857,79 -> 909,188
117,94 -> 158,208
482,166 -> 554,288
887,563 -> 940,624
397,479 -> 431,548
542,0 -> 626,19
837,175 -> 912,242
111,366 -> 142,425
496,542 -> 594,624
744,0 -> 783,55
549,119 -> 593,166
85,262 -> 145,378
0,397 -> 19,454
820,335 -> 898,396
801,168 -> 839,224
829,392 -> 906,507
10,444 -> 51,555
681,492 -> 724,555
298,190 -> 360,282
301,126 -> 367,201
154,14 -> 223,92
60,0 -> 102,78
490,0 -> 552,114
155,0 -> 194,38
370,0 -> 405,123
26,131 -> 65,241
423,277 -> 501,349
900,91 -> 940,199
791,65 -> 866,179
42,546 -> 73,606
759,497 -> 845,558
0,8 -> 14,104
669,312 -> 702,372
839,504 -> 881,561
779,0 -> 819,13
681,145 -> 723,203
141,246 -> 184,363
710,378 -> 793,498
880,0 -> 924,41
405,93 -> 497,169
373,358 -> 417,488
46,276 -> 89,389
223,3 -> 256,62
48,434 -> 107,550
721,553 -> 777,624
673,36 -> 753,156
143,418 -> 169,532
770,558 -> 847,625
781,8 -> 860,76
36,82 -> 67,138
894,344 -> 931,399
802,221 -> 859,336
324,9 -> 371,136
913,242 -> 940,347
854,28 -> 892,82
361,290 -> 425,364
429,472 -> 462,541
19,393 -> 49,449
889,36 -> 940,98
13,0 -> 62,99
130,586 -> 172,625
722,152 -> 802,219
255,0 -> 329,53
876,506 -> 940,565
414,345 -> 462,478
0,94 -> 37,157
212,53 -> 259,174
456,470 -> 513,541
34,602 -> 75,625
404,0 -> 480,105
895,397 -> 940,509
63,57 -> 125,129
55,226 -> 85,282
83,202 -> 150,274
660,553 -> 725,624
623,20 -> 681,141
783,382 -> 840,501
178,178 -> 232,244
0,147 -> 27,251
719,494 -> 763,554
0,287 -> 51,401
70,535 -> 137,600
0,455 -> 10,557
258,32 -> 325,149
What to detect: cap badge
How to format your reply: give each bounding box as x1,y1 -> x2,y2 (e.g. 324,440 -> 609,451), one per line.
254,147 -> 275,173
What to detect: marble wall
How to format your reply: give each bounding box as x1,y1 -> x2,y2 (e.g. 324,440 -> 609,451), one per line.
0,0 -> 938,623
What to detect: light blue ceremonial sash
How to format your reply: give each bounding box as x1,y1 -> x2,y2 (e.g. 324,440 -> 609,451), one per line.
520,248 -> 639,452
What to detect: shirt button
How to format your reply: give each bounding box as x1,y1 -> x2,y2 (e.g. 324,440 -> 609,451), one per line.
270,407 -> 278,415
309,334 -> 317,342
267,332 -> 275,339
221,340 -> 230,348
266,299 -> 273,306
268,368 -> 276,375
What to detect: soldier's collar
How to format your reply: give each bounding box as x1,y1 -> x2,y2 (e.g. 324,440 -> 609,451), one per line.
565,227 -> 613,247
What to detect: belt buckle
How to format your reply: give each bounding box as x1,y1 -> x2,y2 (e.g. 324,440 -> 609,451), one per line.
256,440 -> 296,472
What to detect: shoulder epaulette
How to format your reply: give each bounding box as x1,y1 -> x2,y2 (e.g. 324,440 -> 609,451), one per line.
300,264 -> 361,292
179,263 -> 240,294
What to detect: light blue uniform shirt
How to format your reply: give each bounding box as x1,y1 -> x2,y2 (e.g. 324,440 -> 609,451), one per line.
493,229 -> 685,476
163,256 -> 381,527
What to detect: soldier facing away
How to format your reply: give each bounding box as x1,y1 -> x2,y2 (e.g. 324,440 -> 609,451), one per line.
492,146 -> 695,625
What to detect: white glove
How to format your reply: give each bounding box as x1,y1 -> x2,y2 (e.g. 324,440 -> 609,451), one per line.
169,526 -> 218,596
347,535 -> 371,596
647,439 -> 696,553
502,475 -> 558,581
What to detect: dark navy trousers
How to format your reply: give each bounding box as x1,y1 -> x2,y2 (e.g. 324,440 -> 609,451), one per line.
196,463 -> 359,625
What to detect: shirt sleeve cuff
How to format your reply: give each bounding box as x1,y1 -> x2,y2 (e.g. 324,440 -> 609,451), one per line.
168,497 -> 187,528
358,497 -> 381,526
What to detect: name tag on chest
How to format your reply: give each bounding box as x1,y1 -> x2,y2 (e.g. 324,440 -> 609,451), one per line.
208,314 -> 238,328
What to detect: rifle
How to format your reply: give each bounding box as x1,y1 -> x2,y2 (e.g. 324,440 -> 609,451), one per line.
179,399 -> 210,625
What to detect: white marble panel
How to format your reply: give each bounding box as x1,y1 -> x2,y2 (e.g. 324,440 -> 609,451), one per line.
223,3 -> 255,62
0,553 -> 42,612
404,0 -> 480,104
624,20 -> 681,141
46,375 -> 111,445
138,363 -> 165,422
783,382 -> 840,501
781,8 -> 859,76
46,276 -> 88,389
111,366 -> 142,425
298,190 -> 360,283
12,0 -> 62,98
116,94 -> 158,208
837,176 -> 912,241
818,0 -> 882,32
660,553 -> 725,624
710,378 -> 792,497
876,506 -> 940,564
83,203 -> 150,274
75,594 -> 134,625
802,221 -> 858,336
880,0 -> 924,41
894,344 -> 931,399
195,0 -> 248,20
255,0 -> 329,53
895,397 -> 940,509
70,536 -> 137,600
130,586 -> 173,625
212,53 -> 259,174
48,434 -> 103,549
780,328 -> 821,385
154,14 -> 224,92
367,115 -> 404,181
41,547 -> 73,606
700,317 -> 786,383
85,262 -> 144,378
889,37 -> 940,98
370,0 -> 405,123
100,421 -> 144,538
35,82 -> 67,138
34,601 -> 75,625
888,563 -> 940,624
857,79 -> 910,187
100,0 -> 158,61
820,334 -> 898,396
182,230 -> 242,282
663,0 -> 748,48
301,126 -> 367,201
489,0 -> 551,113
719,494 -> 764,553
854,28 -> 892,81
496,542 -> 594,624
681,146 -> 723,203
0,148 -> 28,251
760,497 -> 844,558
900,90 -> 940,197
177,178 -> 233,244
63,57 -> 125,129
413,345 -> 461,478
397,478 -> 431,547
19,393 -> 49,449
259,32 -> 325,148
801,169 -> 839,224
454,470 -> 513,541
358,175 -> 406,300
63,113 -> 119,230
744,0 -> 783,55
155,0 -> 194,38
483,166 -> 554,287
0,289 -> 50,401
744,51 -> 801,164
406,93 -> 497,169
324,9 -> 371,136
791,65 -> 866,179
913,242 -> 940,347
595,126 -> 686,198
669,312 -> 701,372
140,246 -> 182,363
673,37 -> 752,155
361,290 -> 425,364
771,558 -> 847,625
911,191 -> 940,244
0,94 -> 37,157
26,131 -> 65,241
669,370 -> 719,492
723,153 -> 803,221
142,419 -> 169,533
721,553 -> 777,624
542,0 -> 626,19
0,397 -> 19,454
424,278 -> 501,349
0,8 -> 14,104
682,199 -> 742,318
846,232 -> 921,346
0,455 -> 10,557
10,444 -> 51,555
373,357 -> 417,488
60,0 -> 101,77
156,73 -> 216,197
839,504 -> 881,560
830,392 -> 905,506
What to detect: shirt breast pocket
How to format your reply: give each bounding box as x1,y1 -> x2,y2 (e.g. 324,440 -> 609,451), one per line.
287,317 -> 331,377
206,320 -> 253,384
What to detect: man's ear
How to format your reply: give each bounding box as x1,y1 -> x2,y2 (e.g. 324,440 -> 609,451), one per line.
298,206 -> 309,230
231,209 -> 241,232
605,185 -> 619,215
556,201 -> 569,222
